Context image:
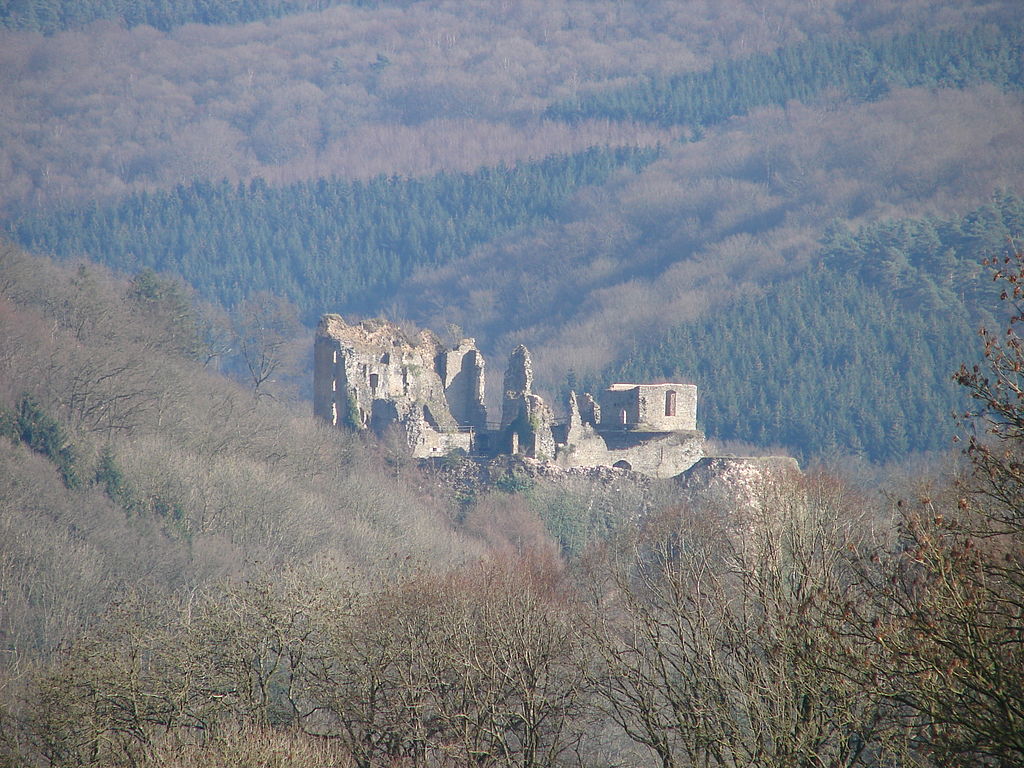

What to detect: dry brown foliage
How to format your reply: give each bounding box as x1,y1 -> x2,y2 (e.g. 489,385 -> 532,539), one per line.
0,0 -> 1014,217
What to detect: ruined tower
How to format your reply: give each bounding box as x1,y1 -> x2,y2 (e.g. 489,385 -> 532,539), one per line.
314,315 -> 486,457
499,345 -> 555,459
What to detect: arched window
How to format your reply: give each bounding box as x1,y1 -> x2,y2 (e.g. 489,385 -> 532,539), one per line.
613,459 -> 632,470
665,390 -> 677,417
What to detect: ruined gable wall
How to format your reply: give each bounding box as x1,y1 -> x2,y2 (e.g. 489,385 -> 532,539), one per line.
599,386 -> 641,427
496,345 -> 557,459
636,384 -> 697,431
439,341 -> 487,431
313,328 -> 342,426
314,315 -> 474,456
500,344 -> 533,430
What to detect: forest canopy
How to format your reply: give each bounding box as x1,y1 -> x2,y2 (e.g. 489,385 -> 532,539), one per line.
10,147 -> 659,321
2,0 -> 1023,464
547,24 -> 1024,127
0,0 -> 356,34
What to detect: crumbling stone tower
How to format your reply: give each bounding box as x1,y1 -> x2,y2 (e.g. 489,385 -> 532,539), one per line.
314,315 -> 486,457
499,345 -> 555,459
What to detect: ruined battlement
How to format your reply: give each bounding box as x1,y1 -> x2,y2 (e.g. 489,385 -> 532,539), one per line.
313,315 -> 704,478
314,314 -> 485,456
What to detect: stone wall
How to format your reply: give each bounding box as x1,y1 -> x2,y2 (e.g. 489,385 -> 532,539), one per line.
598,383 -> 697,432
556,427 -> 704,479
314,315 -> 479,457
438,341 -> 487,431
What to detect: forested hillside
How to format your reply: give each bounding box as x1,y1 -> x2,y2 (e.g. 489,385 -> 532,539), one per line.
0,243 -> 675,768
0,241 -> 481,631
547,24 -> 1024,127
1,0 -> 1015,216
5,0 -> 1024,461
12,147 -> 658,320
402,86 -> 1024,372
5,238 -> 1024,768
609,196 -> 1022,462
6,2 -> 1024,762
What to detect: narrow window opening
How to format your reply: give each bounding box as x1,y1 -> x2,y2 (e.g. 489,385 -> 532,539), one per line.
369,373 -> 379,389
665,390 -> 677,417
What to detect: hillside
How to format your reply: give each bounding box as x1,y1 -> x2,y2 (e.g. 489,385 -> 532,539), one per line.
608,197 -> 1018,463
1,0 -> 1016,217
0,240 -> 661,673
4,237 -> 1024,768
400,87 -> 1024,371
0,0 -> 353,33
3,0 -> 1023,463
12,147 -> 659,321
0,241 -> 479,666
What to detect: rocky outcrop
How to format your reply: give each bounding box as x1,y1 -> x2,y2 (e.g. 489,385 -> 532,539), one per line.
675,456 -> 801,512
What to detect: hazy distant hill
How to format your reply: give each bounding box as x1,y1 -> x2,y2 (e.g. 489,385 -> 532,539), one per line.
3,0 -> 1024,463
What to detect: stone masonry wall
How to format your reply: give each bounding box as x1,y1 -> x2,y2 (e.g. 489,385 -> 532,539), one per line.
599,383 -> 697,432
314,315 -> 476,457
316,317 -> 712,476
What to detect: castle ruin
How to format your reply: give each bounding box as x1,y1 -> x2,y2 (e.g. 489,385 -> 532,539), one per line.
314,314 -> 705,478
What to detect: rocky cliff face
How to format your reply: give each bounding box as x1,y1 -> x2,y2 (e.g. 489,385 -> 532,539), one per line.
676,456 -> 802,515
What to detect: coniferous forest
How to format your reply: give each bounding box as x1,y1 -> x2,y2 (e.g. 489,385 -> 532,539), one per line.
0,0 -> 355,34
610,194 -> 1024,463
546,24 -> 1024,127
13,147 -> 658,320
3,0 -> 1024,766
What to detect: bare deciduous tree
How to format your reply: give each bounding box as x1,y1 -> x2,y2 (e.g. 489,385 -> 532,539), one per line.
846,249 -> 1024,767
231,292 -> 301,399
580,470 -> 896,768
